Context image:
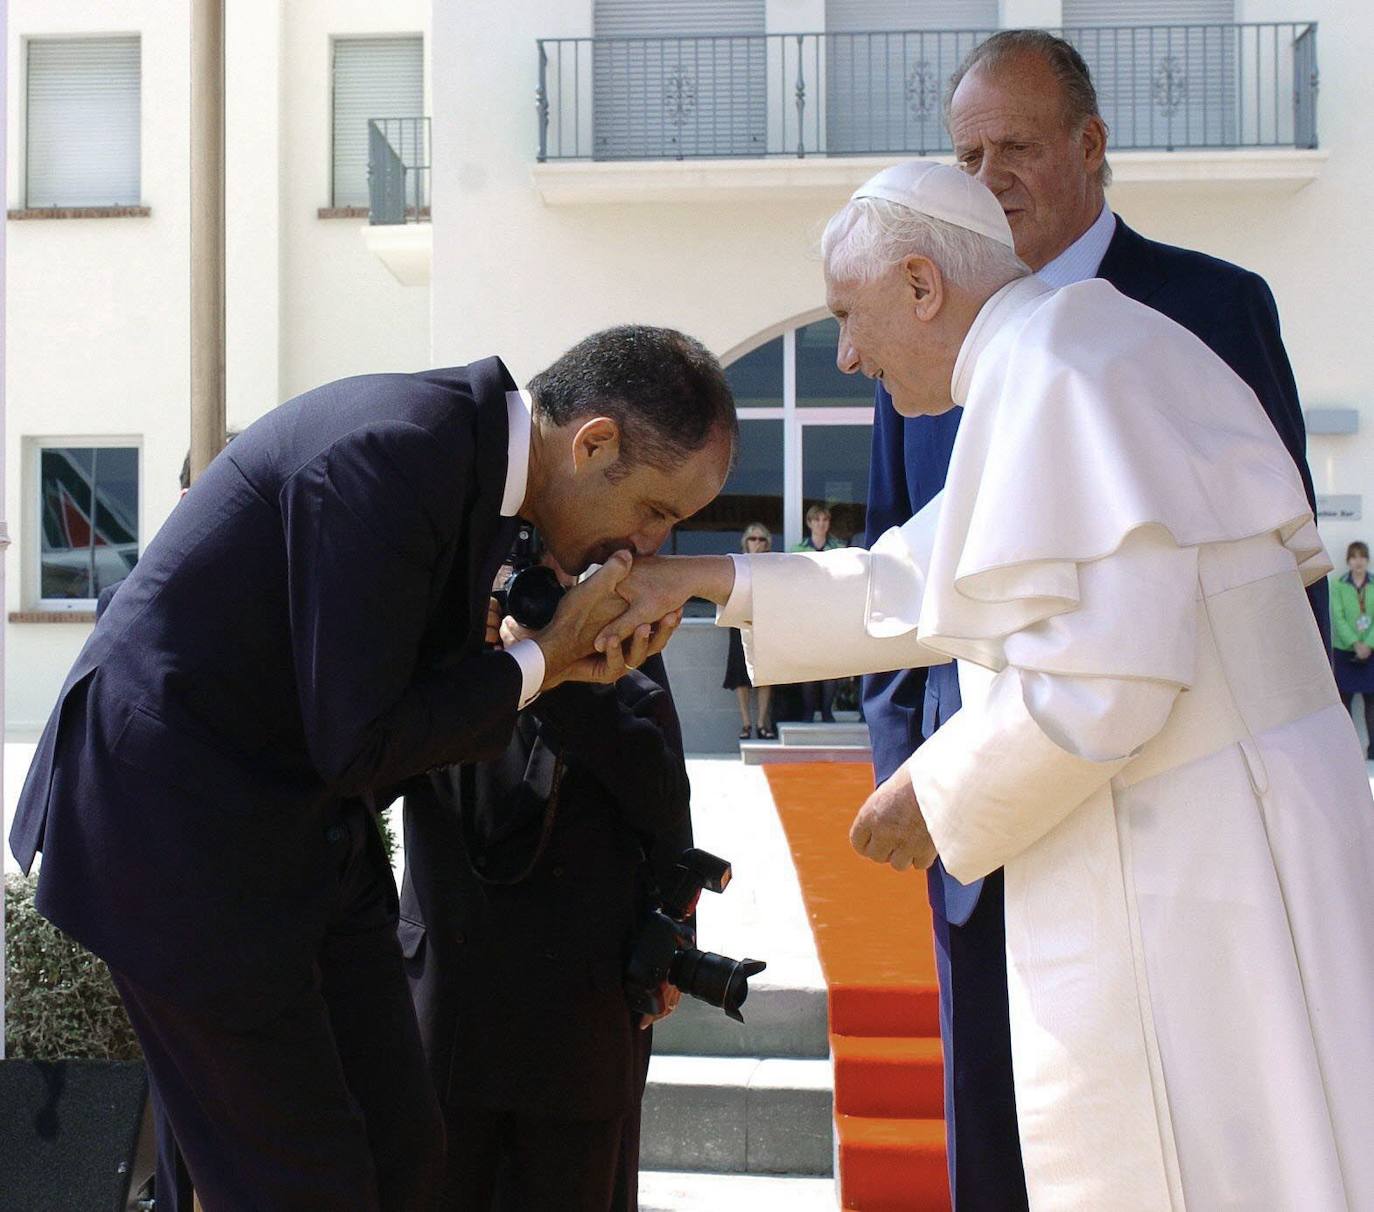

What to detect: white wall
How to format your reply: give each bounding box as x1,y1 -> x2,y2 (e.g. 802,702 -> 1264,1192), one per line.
4,0 -> 433,731
433,0 -> 1372,570
278,0 -> 431,401
5,1 -> 192,731
431,0 -> 839,388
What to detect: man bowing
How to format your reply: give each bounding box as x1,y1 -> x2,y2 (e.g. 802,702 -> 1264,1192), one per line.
8,325 -> 736,1211
604,166 -> 1374,1211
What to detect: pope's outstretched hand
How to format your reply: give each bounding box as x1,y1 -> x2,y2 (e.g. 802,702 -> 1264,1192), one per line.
533,551 -> 682,688
850,764 -> 938,872
594,554 -> 735,653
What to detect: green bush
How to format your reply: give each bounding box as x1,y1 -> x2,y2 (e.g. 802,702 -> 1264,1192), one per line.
4,873 -> 142,1061
377,805 -> 397,864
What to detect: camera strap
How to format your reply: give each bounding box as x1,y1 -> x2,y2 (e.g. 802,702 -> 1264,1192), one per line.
459,746 -> 566,887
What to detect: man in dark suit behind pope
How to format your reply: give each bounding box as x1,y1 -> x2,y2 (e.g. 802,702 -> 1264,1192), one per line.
8,325 -> 736,1212
860,31 -> 1322,1211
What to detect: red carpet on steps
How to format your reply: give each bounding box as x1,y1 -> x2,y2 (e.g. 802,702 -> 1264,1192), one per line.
763,764 -> 952,1212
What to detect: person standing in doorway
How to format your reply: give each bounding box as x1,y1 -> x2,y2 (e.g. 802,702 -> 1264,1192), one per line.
723,523 -> 776,740
791,503 -> 843,723
1333,540 -> 1374,756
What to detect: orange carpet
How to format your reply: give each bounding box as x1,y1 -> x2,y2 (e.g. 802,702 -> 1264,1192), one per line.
764,764 -> 951,1212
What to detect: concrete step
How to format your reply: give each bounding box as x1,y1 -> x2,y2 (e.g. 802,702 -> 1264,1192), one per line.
740,741 -> 871,766
832,1035 -> 945,1118
639,1055 -> 835,1177
778,721 -> 872,747
652,980 -> 829,1059
638,1169 -> 838,1210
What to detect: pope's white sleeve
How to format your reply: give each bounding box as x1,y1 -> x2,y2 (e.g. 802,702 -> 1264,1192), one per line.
718,542 -> 945,686
714,554 -> 752,628
907,526 -> 1195,883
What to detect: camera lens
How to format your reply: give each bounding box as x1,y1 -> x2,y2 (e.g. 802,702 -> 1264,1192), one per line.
670,949 -> 767,1022
504,565 -> 564,630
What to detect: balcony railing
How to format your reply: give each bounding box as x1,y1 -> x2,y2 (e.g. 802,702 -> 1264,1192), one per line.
535,23 -> 1317,162
367,117 -> 431,224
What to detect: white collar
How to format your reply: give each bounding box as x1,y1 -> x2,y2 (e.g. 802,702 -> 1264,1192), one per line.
501,389 -> 532,517
1036,204 -> 1117,288
951,276 -> 1055,405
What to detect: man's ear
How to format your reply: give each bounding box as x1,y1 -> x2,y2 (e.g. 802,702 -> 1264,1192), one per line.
902,254 -> 944,321
570,416 -> 621,473
1080,115 -> 1108,177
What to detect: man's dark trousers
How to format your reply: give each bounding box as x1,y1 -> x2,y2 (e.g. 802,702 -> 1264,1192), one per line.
110,804 -> 442,1210
9,358 -> 527,1209
862,218 -> 1323,1209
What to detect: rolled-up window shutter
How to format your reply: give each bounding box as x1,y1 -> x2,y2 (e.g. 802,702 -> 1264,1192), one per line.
592,0 -> 766,161
1063,1 -> 1237,149
823,1 -> 997,154
26,36 -> 141,208
332,36 -> 423,208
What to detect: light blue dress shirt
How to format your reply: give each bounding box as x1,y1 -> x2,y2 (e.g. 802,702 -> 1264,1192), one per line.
1035,204 -> 1117,288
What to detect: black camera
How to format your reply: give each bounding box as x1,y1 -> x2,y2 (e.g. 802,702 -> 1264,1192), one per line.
492,523 -> 565,630
625,848 -> 766,1023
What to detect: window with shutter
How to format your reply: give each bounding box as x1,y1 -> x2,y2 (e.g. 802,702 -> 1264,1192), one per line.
1063,1 -> 1237,149
26,37 -> 141,208
592,0 -> 766,161
824,1 -> 998,154
332,36 -> 423,208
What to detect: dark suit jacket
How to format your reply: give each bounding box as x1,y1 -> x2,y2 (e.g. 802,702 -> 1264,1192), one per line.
9,357 -> 525,1026
399,656 -> 692,1121
862,216 -> 1323,924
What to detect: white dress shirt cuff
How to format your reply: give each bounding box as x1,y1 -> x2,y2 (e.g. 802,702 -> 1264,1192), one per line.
504,638 -> 545,708
714,554 -> 752,628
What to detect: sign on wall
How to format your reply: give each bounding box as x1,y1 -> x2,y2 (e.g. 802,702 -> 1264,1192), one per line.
1317,495 -> 1363,522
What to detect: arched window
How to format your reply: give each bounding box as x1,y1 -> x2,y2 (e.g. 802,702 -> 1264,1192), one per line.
668,315 -> 875,610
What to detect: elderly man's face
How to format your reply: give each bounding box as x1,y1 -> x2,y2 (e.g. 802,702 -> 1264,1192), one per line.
828,261 -> 954,418
949,52 -> 1106,271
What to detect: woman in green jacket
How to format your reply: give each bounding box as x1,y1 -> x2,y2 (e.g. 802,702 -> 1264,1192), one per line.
1331,540 -> 1374,758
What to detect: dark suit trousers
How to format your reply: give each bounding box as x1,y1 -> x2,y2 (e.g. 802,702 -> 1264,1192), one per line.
110,804 -> 443,1212
439,1104 -> 640,1212
928,867 -> 1029,1212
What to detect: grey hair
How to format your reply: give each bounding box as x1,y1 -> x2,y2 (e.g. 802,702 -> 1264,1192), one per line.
947,30 -> 1112,188
822,197 -> 1029,289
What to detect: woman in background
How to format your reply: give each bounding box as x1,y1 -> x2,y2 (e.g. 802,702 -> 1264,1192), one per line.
724,523 -> 775,740
791,504 -> 843,723
1332,539 -> 1374,757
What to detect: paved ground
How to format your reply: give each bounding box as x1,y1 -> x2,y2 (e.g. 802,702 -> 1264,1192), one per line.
638,1170 -> 837,1209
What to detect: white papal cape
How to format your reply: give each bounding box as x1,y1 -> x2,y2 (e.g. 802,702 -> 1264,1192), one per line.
725,276 -> 1374,1210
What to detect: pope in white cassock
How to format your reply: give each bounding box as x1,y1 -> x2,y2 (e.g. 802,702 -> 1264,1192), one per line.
603,163 -> 1374,1210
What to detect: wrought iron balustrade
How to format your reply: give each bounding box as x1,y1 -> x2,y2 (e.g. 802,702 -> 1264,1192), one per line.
534,23 -> 1317,162
367,117 -> 431,224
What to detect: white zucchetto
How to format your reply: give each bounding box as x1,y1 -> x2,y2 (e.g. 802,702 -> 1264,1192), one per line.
851,161 -> 1015,250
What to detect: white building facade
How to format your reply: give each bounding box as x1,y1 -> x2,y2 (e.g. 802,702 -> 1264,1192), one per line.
428,0 -> 1370,748
5,0 -> 431,731
6,0 -> 1371,752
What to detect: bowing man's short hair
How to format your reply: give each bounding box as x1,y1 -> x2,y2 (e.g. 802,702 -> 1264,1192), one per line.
529,325 -> 738,475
